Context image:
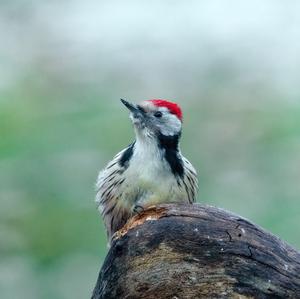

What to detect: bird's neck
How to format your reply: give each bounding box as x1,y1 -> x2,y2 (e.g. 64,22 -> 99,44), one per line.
135,131 -> 181,154
134,132 -> 184,178
157,132 -> 181,152
134,136 -> 163,159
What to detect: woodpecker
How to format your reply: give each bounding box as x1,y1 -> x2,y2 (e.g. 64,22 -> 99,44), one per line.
96,99 -> 198,242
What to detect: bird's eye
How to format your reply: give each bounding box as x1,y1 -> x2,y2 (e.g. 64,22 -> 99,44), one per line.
154,111 -> 163,118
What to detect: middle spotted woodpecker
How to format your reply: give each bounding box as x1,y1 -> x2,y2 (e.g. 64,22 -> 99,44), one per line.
96,99 -> 198,242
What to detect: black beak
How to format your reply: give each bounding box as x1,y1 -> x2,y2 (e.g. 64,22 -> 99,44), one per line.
120,99 -> 140,114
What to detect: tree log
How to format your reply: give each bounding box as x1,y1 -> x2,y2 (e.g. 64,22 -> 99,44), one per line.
92,204 -> 300,299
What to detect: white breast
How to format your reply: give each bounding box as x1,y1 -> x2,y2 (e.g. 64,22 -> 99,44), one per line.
119,140 -> 184,207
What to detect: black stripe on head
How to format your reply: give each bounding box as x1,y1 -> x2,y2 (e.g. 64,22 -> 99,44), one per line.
158,133 -> 184,178
119,142 -> 135,168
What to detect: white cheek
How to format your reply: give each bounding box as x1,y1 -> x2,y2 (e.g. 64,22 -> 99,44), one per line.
159,115 -> 181,136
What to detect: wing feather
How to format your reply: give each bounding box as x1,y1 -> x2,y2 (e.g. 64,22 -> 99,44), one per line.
95,145 -> 133,240
182,157 -> 198,203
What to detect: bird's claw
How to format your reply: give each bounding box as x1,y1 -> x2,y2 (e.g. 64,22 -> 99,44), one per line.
133,204 -> 145,215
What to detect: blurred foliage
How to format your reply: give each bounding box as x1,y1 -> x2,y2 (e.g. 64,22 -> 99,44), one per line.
1,1 -> 300,299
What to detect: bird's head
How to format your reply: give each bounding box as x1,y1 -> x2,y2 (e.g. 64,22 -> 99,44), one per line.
121,99 -> 183,141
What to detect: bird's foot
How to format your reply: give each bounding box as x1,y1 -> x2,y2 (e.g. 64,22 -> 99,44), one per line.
133,204 -> 145,215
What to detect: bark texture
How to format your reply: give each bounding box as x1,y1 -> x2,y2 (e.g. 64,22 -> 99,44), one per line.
92,204 -> 300,299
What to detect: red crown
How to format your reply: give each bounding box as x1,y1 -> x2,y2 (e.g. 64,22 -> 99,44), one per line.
147,99 -> 183,121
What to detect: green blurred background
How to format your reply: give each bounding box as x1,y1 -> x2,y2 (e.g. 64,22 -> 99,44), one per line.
1,1 -> 300,298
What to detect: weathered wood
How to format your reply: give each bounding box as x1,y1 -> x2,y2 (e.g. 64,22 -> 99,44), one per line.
92,204 -> 300,299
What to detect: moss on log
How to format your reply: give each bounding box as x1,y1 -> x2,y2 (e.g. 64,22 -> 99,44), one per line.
92,204 -> 300,299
